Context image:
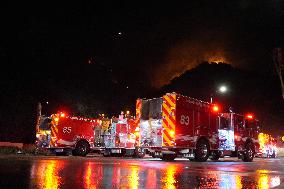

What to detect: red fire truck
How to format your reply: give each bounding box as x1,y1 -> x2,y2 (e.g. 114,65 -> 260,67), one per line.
36,112 -> 141,157
136,92 -> 260,162
36,112 -> 101,156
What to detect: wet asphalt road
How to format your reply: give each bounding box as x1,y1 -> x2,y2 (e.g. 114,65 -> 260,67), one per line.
0,155 -> 283,189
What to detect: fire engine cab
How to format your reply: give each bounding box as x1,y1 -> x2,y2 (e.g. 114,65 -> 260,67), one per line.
216,112 -> 260,161
136,92 -> 260,162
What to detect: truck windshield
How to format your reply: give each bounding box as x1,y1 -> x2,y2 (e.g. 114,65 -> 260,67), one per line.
39,117 -> 51,130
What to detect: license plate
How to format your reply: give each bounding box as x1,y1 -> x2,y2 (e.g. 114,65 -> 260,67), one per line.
55,149 -> 64,152
111,149 -> 121,153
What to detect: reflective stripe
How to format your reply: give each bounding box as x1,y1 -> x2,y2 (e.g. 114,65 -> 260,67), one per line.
162,131 -> 172,146
162,93 -> 176,146
164,95 -> 175,108
50,125 -> 58,147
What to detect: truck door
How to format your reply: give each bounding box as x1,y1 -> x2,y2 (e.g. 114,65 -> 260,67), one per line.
233,114 -> 245,147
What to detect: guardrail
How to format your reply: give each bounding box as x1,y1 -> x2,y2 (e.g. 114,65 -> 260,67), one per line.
0,142 -> 23,149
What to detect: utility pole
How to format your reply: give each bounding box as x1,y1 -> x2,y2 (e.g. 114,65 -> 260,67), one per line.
273,48 -> 284,100
36,102 -> 42,133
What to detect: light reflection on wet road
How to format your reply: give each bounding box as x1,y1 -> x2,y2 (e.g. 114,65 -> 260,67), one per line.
0,156 -> 283,189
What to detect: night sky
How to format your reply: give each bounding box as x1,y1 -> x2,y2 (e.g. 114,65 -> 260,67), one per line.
1,1 -> 284,142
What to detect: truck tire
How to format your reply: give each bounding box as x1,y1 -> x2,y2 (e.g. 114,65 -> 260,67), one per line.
161,154 -> 177,161
242,142 -> 254,162
194,139 -> 210,162
210,151 -> 220,161
75,141 -> 89,157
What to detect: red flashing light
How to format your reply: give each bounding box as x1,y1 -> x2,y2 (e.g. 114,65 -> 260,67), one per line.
60,113 -> 66,118
246,114 -> 253,119
212,104 -> 220,112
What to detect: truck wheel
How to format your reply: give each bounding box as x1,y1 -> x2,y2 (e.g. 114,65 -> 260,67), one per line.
161,154 -> 177,161
210,151 -> 220,161
194,139 -> 210,162
242,142 -> 254,162
75,141 -> 89,157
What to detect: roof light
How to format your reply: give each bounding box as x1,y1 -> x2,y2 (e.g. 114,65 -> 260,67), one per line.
60,113 -> 66,118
